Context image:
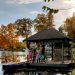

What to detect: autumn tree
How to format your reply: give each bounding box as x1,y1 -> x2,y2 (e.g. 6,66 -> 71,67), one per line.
0,23 -> 20,50
0,33 -> 9,49
34,0 -> 58,32
6,23 -> 20,50
0,25 -> 7,34
64,15 -> 75,40
34,14 -> 47,32
0,25 -> 9,49
0,23 -> 22,63
14,18 -> 32,38
46,10 -> 54,28
34,11 -> 55,32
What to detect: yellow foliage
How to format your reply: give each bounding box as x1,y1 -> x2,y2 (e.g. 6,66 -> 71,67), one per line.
20,42 -> 26,48
71,69 -> 75,75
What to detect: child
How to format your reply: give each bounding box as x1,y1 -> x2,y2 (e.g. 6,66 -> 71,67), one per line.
39,45 -> 45,63
36,50 -> 40,63
27,50 -> 33,63
40,52 -> 44,63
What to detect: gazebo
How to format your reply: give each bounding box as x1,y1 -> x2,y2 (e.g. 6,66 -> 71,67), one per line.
3,28 -> 73,75
25,28 -> 71,64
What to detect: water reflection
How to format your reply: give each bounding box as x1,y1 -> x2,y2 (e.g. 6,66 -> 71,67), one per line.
3,71 -> 71,75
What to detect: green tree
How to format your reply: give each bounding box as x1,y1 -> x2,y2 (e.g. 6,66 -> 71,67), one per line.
59,25 -> 64,33
42,0 -> 58,13
14,18 -> 32,38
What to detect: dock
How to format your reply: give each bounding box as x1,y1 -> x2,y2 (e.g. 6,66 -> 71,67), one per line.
3,62 -> 75,74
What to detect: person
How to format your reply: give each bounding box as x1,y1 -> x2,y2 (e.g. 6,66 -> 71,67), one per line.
27,50 -> 33,63
39,45 -> 45,63
36,49 -> 40,63
32,48 -> 36,63
40,52 -> 44,63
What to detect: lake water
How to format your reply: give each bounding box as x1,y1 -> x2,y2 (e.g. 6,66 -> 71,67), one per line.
0,64 -> 3,75
3,71 -> 71,75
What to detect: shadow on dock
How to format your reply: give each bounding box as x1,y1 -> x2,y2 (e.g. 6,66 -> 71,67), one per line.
3,62 -> 75,74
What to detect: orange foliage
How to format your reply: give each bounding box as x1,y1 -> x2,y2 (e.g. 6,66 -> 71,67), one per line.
0,23 -> 19,49
6,23 -> 14,33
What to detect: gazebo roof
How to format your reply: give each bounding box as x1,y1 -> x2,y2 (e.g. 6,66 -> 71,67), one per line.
25,28 -> 70,42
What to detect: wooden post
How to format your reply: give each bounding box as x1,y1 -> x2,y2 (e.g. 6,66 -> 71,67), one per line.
62,42 -> 64,63
70,45 -> 73,63
42,42 -> 45,60
26,41 -> 30,49
52,42 -> 54,60
68,40 -> 72,63
67,41 -> 70,60
34,72 -> 36,75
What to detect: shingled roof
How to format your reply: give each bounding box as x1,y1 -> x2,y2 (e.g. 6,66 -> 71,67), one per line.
25,28 -> 70,42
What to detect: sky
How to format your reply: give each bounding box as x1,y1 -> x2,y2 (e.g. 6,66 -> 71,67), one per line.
0,0 -> 75,29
